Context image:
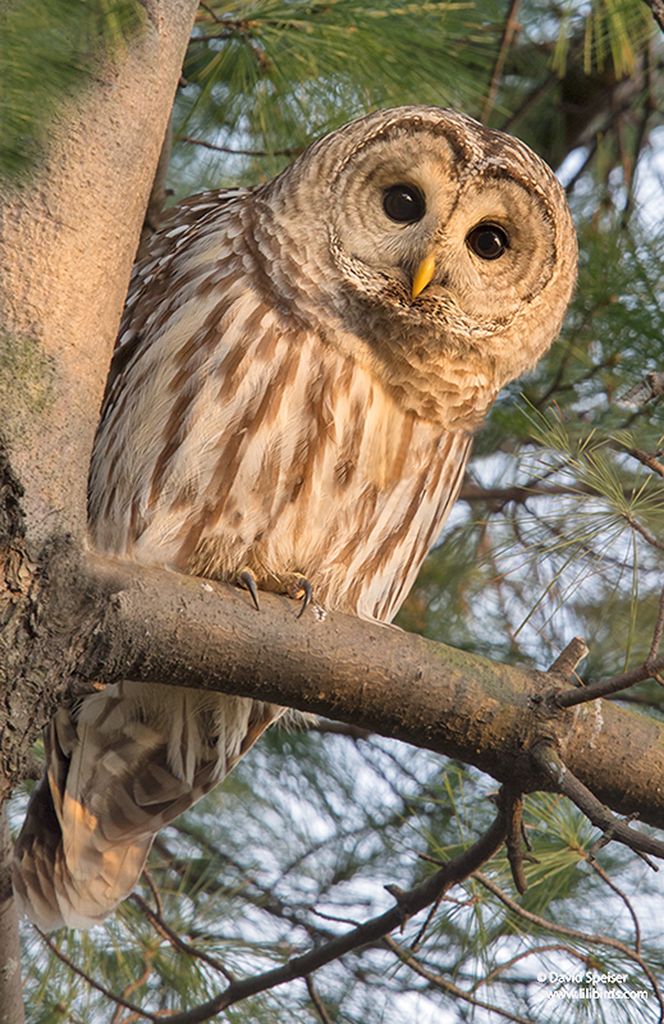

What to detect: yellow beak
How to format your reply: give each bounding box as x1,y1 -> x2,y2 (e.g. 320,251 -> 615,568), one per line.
411,253 -> 436,300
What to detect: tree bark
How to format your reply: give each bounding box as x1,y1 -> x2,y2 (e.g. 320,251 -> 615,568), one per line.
0,0 -> 199,546
8,541 -> 664,837
77,552 -> 664,832
0,3 -> 199,1019
0,0 -> 200,803
641,0 -> 664,32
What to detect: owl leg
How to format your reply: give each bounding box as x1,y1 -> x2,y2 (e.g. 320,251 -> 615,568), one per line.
238,567 -> 260,611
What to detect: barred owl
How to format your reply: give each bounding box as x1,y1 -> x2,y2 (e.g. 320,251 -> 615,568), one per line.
14,106 -> 577,929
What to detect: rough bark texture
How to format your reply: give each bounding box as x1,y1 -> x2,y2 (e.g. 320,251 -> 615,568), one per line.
79,552 -> 664,830
0,0 -> 199,787
641,0 -> 664,32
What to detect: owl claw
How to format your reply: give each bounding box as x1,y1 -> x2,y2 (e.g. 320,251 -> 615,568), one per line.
238,567 -> 260,611
295,575 -> 313,619
282,572 -> 313,618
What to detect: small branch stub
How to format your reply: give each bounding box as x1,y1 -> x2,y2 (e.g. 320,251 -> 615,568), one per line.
547,636 -> 589,681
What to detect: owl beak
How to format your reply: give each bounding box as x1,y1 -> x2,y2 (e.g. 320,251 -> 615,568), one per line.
411,254 -> 436,300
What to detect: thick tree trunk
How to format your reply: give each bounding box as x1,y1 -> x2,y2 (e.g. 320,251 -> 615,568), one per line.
0,0 -> 199,545
0,3 -> 199,1018
0,0 -> 200,781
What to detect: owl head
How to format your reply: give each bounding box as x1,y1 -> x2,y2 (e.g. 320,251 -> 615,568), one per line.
260,106 -> 577,428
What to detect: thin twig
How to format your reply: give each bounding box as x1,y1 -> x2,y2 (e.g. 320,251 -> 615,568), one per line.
143,868 -> 164,919
195,8 -> 258,33
160,810 -> 508,1024
500,69 -> 558,134
383,934 -> 533,1024
625,513 -> 664,553
553,653 -> 664,707
481,0 -> 521,123
626,446 -> 664,479
198,1 -> 223,23
305,975 -> 334,1024
130,892 -> 235,982
309,907 -> 361,927
35,928 -> 160,1022
531,744 -> 664,863
178,135 -> 302,158
458,480 -> 619,507
472,871 -> 664,1013
119,956 -> 154,1007
587,859 -> 642,955
647,584 -> 664,666
155,829 -> 340,945
409,892 -> 445,952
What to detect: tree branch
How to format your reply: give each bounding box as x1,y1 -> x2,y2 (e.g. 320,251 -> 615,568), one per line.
531,744 -> 664,863
553,655 -> 664,707
305,976 -> 334,1024
481,0 -> 521,124
129,892 -> 235,982
36,928 -> 160,1023
179,135 -> 303,158
159,806 -> 509,1024
69,548 -> 664,833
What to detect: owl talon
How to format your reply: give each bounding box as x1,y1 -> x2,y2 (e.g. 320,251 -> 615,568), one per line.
238,568 -> 260,611
281,572 -> 313,618
295,576 -> 313,619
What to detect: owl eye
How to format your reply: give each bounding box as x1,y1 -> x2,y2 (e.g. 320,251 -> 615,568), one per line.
466,223 -> 509,260
383,184 -> 425,223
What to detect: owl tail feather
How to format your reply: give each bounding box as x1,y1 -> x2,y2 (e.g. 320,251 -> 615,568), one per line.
13,681 -> 283,929
13,774 -> 153,930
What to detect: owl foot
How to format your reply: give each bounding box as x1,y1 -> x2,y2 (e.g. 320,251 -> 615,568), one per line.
284,572 -> 313,619
238,567 -> 260,611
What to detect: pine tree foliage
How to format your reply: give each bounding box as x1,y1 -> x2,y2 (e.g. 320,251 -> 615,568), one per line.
6,0 -> 664,1021
169,0 -> 503,191
0,0 -> 144,178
